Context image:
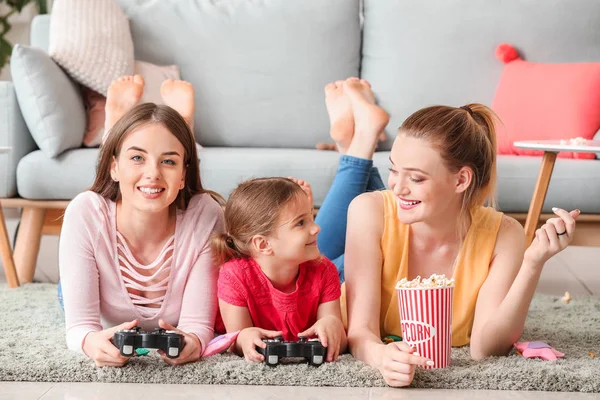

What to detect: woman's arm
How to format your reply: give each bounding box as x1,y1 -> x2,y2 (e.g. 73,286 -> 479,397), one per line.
470,209 -> 578,359
177,196 -> 225,353
344,193 -> 388,366
59,193 -> 104,353
345,193 -> 429,387
176,242 -> 219,354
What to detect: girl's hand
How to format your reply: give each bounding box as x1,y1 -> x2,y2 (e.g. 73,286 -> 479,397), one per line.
237,327 -> 283,362
83,320 -> 138,367
156,320 -> 202,366
297,315 -> 345,362
524,208 -> 579,266
379,341 -> 432,387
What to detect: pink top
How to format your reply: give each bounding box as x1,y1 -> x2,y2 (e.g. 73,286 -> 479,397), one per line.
59,191 -> 224,354
217,257 -> 341,341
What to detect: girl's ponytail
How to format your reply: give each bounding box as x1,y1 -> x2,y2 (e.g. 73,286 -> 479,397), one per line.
211,232 -> 244,267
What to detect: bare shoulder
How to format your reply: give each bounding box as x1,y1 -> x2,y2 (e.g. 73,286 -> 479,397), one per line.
348,191 -> 384,215
494,214 -> 525,256
347,192 -> 385,236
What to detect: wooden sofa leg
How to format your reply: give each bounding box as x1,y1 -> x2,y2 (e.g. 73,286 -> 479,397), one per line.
13,207 -> 46,284
0,205 -> 19,288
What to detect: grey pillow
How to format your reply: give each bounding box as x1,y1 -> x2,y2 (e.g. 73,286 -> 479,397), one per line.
10,44 -> 86,158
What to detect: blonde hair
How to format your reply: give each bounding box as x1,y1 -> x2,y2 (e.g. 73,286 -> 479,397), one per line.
90,103 -> 223,209
211,177 -> 306,266
399,104 -> 498,208
398,104 -> 499,234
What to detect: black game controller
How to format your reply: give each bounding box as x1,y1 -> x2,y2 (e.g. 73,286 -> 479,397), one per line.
112,327 -> 184,358
256,336 -> 326,366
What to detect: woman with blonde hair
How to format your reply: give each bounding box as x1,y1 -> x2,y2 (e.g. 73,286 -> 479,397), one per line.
314,77 -> 579,387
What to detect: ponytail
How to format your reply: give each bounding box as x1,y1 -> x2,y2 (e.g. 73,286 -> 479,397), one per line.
463,103 -> 498,210
211,232 -> 245,267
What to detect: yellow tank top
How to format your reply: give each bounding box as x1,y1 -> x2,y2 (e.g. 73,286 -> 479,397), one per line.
342,190 -> 502,347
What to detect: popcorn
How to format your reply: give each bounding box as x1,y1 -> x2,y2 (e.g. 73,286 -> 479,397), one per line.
560,137 -> 588,146
395,273 -> 454,289
561,291 -> 571,304
589,352 -> 597,359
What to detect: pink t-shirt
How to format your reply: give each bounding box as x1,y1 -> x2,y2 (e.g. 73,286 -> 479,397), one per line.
59,191 -> 224,354
217,257 -> 341,341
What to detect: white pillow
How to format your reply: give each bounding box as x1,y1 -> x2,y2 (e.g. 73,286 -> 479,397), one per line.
48,0 -> 134,96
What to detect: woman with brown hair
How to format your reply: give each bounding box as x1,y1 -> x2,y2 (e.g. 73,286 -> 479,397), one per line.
58,76 -> 224,367
314,77 -> 579,386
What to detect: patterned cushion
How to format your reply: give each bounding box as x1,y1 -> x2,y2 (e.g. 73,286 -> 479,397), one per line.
48,0 -> 134,96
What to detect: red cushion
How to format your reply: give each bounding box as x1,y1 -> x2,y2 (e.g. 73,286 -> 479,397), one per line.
492,43 -> 599,159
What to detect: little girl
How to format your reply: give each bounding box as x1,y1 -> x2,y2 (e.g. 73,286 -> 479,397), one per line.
212,177 -> 347,363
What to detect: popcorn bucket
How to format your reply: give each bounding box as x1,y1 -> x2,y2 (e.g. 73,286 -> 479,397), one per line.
397,286 -> 454,369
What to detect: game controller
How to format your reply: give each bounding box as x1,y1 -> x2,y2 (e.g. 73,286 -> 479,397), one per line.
112,327 -> 184,358
256,336 -> 326,366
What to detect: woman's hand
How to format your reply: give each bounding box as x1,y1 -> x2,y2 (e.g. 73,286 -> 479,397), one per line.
237,327 -> 283,362
524,208 -> 579,266
298,315 -> 346,362
83,320 -> 138,367
378,342 -> 432,387
157,319 -> 203,366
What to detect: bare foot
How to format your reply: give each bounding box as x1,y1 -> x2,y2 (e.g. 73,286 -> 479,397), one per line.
343,78 -> 390,160
324,80 -> 355,154
105,75 -> 145,133
161,79 -> 195,132
289,177 -> 313,208
315,142 -> 338,151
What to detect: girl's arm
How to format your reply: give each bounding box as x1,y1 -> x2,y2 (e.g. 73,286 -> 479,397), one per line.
470,209 -> 578,359
219,300 -> 282,361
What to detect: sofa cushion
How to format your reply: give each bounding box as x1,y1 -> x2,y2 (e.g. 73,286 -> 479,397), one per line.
49,0 -> 134,96
17,147 -> 343,204
17,147 -> 600,214
492,44 -> 600,159
361,0 -> 600,151
10,45 -> 86,158
116,0 -> 361,148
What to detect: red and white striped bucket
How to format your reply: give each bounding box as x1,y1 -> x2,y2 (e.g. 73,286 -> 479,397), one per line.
397,286 -> 454,369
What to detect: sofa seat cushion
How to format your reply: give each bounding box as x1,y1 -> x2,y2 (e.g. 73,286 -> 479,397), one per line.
17,148 -> 343,204
17,149 -> 600,214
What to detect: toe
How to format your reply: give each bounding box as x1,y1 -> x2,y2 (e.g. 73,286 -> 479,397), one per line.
346,77 -> 360,83
360,79 -> 371,88
133,74 -> 145,86
324,82 -> 336,93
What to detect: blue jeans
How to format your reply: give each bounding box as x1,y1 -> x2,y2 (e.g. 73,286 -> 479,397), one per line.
316,155 -> 385,283
57,280 -> 64,310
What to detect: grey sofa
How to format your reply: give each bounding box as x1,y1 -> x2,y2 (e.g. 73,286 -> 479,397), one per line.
2,1 -> 600,272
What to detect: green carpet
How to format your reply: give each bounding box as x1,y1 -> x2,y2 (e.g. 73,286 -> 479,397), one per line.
1,283 -> 598,391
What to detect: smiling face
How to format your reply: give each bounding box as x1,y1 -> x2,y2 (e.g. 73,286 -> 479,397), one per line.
110,122 -> 186,214
266,193 -> 321,264
388,134 -> 471,225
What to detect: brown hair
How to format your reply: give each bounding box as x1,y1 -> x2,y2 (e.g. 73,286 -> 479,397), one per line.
211,177 -> 306,266
89,103 -> 223,209
398,103 -> 499,218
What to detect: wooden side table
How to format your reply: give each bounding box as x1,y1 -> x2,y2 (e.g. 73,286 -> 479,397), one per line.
513,140 -> 600,246
0,146 -> 19,288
